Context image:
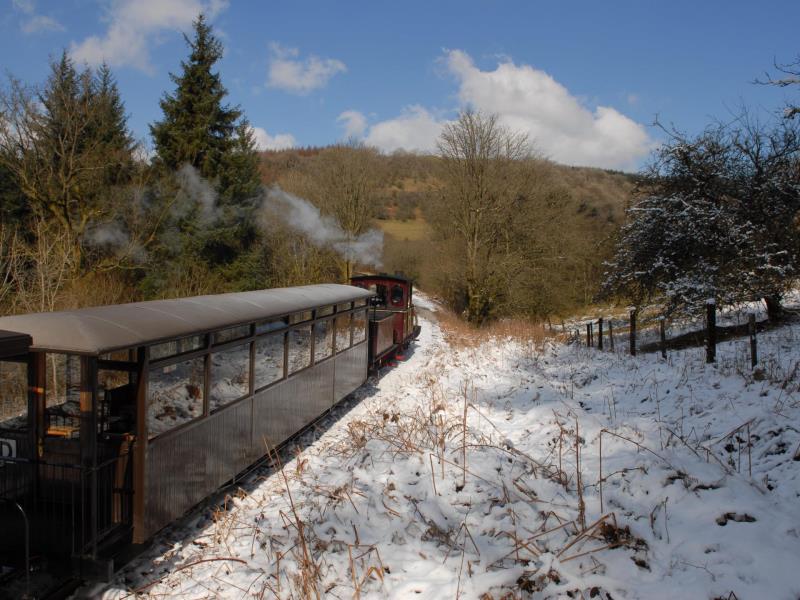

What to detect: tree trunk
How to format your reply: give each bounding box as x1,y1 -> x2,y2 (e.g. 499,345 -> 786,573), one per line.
764,295 -> 784,321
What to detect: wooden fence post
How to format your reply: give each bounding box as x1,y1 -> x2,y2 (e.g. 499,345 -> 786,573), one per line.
598,318 -> 604,350
608,320 -> 614,351
660,317 -> 667,359
629,308 -> 637,356
749,313 -> 757,368
586,323 -> 591,347
706,300 -> 716,364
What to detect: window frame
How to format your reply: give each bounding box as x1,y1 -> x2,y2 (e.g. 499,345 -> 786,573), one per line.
143,296 -> 371,440
312,317 -> 335,364
334,312 -> 353,354
253,330 -> 286,393
208,342 -> 252,413
352,308 -> 368,345
0,357 -> 31,433
146,354 -> 206,440
287,323 -> 313,376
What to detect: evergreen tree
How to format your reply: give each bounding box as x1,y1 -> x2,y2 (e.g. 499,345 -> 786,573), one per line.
219,119 -> 262,205
0,51 -> 136,240
147,15 -> 264,294
150,14 -> 242,181
91,63 -> 136,186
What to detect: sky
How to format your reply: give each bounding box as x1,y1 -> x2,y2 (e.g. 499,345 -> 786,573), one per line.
1,0 -> 799,171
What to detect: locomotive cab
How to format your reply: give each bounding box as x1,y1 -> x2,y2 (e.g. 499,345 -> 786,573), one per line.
350,273 -> 421,368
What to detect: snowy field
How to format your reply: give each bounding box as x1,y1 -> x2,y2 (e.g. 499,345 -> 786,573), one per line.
95,294 -> 800,599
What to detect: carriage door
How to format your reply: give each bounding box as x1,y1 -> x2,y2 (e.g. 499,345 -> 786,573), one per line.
96,352 -> 138,536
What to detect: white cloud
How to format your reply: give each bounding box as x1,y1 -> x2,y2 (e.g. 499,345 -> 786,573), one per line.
12,0 -> 64,34
21,14 -> 64,33
357,50 -> 652,169
267,43 -> 346,95
336,110 -> 367,138
363,105 -> 445,154
250,126 -> 296,151
444,50 -> 652,169
70,0 -> 229,73
12,0 -> 34,12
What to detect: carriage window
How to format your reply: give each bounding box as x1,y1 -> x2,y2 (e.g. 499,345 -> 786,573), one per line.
289,311 -> 312,325
314,320 -> 333,362
335,314 -> 352,353
255,333 -> 284,389
288,326 -> 312,374
391,285 -> 405,306
151,335 -> 204,361
337,302 -> 352,312
255,317 -> 287,335
353,310 -> 367,344
0,360 -> 28,432
210,344 -> 250,411
354,298 -> 367,308
316,305 -> 334,318
99,349 -> 135,361
45,353 -> 81,438
99,367 -> 136,435
214,324 -> 250,345
148,357 -> 204,438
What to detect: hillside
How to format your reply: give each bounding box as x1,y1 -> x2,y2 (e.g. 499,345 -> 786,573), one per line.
259,149 -> 638,317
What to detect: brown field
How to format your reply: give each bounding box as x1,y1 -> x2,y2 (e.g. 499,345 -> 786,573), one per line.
375,218 -> 433,241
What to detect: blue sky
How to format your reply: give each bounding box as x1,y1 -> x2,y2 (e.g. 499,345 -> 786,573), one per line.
2,0 -> 799,170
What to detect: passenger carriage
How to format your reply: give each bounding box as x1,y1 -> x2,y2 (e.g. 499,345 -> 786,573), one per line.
0,284 -> 373,593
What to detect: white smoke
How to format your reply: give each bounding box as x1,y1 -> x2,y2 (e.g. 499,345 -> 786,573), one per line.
175,163 -> 219,222
85,221 -> 148,264
263,186 -> 383,268
88,223 -> 128,247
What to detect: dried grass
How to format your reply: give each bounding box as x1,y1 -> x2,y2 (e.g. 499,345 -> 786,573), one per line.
433,305 -> 560,351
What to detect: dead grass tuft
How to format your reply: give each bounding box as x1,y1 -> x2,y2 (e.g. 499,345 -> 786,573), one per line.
433,305 -> 561,351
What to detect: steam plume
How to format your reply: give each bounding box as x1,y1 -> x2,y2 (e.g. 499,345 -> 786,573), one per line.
262,186 -> 383,268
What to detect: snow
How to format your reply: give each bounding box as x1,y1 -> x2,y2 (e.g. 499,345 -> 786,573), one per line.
93,293 -> 800,599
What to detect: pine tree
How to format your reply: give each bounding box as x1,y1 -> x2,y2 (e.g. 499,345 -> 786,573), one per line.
147,15 -> 263,294
219,119 -> 262,205
91,63 -> 136,183
150,14 -> 242,181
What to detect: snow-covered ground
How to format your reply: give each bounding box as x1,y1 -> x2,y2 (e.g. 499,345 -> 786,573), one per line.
96,294 -> 800,599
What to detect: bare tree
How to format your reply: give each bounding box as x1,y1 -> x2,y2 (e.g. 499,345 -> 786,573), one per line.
309,141 -> 384,279
0,224 -> 21,313
757,54 -> 800,119
433,110 -> 536,323
10,218 -> 78,313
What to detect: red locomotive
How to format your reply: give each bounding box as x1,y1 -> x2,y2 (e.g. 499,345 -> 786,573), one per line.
350,273 -> 421,368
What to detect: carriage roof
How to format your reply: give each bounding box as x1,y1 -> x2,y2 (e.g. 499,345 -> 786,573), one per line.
0,284 -> 371,356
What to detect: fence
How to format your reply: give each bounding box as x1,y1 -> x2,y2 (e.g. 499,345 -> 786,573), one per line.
575,301 -> 762,367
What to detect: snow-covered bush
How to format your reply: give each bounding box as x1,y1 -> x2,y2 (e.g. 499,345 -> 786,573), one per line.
602,117 -> 800,318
